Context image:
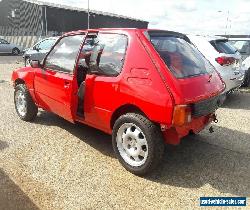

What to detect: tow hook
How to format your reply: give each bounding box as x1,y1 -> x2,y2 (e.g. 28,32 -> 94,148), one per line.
209,115 -> 218,133
209,126 -> 214,133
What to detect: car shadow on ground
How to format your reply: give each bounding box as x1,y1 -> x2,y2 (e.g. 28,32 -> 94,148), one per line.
34,111 -> 114,158
0,140 -> 8,151
34,111 -> 250,197
0,169 -> 39,210
147,133 -> 250,197
222,91 -> 250,110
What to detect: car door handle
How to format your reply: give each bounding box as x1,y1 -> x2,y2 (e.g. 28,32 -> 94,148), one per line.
64,81 -> 70,88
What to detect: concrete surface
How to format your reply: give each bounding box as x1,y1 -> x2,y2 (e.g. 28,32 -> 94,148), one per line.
0,58 -> 249,209
0,55 -> 23,64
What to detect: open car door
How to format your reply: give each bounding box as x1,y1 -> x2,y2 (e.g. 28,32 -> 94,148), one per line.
34,33 -> 86,123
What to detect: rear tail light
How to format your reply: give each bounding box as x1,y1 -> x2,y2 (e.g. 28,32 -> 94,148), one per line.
215,56 -> 236,66
172,105 -> 192,126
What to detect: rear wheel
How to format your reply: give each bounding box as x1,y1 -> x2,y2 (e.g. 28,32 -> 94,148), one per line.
14,84 -> 38,121
112,113 -> 165,175
12,48 -> 20,55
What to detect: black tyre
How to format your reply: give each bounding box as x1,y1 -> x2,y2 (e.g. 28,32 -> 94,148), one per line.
242,68 -> 250,87
112,113 -> 165,175
14,84 -> 38,121
12,48 -> 20,55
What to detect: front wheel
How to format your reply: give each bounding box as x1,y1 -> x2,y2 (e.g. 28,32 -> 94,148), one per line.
14,84 -> 38,121
112,113 -> 165,175
12,48 -> 20,55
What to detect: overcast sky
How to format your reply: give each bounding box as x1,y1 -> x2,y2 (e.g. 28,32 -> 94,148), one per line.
44,0 -> 250,35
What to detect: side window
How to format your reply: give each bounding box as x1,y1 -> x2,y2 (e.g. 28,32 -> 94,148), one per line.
0,39 -> 8,44
45,35 -> 84,73
37,39 -> 56,50
82,33 -> 127,76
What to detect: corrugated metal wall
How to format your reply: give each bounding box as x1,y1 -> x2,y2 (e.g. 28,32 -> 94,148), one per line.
0,0 -> 43,35
0,0 -> 148,48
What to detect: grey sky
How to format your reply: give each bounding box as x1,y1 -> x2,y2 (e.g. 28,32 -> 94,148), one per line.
43,0 -> 250,35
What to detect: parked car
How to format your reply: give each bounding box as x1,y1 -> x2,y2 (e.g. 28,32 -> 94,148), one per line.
23,37 -> 58,66
12,29 -> 225,175
187,35 -> 245,93
0,38 -> 22,55
229,38 -> 250,86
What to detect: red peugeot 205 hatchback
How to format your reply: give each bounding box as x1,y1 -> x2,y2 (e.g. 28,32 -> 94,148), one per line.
12,29 -> 225,175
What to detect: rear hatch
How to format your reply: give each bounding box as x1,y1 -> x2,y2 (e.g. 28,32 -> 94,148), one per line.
147,31 -> 225,104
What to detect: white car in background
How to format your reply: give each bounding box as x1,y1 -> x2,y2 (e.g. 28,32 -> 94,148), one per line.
187,35 -> 245,93
229,38 -> 250,86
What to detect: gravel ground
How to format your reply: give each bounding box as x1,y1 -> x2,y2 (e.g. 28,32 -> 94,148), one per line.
0,55 -> 23,64
0,60 -> 249,209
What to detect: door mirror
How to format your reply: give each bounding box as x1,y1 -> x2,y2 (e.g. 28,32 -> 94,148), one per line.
30,60 -> 41,68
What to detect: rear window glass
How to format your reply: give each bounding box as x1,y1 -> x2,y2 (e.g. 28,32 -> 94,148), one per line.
210,40 -> 236,54
149,36 -> 214,79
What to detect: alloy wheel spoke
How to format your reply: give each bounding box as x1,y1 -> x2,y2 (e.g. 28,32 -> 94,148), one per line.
132,155 -> 140,162
139,150 -> 146,157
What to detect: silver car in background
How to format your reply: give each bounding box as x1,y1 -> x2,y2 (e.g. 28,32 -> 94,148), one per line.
229,38 -> 250,86
23,37 -> 58,66
187,35 -> 245,94
0,38 -> 22,55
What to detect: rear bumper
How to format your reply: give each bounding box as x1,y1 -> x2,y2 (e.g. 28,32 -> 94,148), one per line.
162,114 -> 215,145
221,71 -> 245,93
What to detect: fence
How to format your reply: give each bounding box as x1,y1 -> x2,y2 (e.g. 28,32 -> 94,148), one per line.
0,26 -> 61,49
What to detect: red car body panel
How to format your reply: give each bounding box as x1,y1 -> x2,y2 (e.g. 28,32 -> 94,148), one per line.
12,67 -> 37,102
163,114 -> 215,145
12,28 -> 225,145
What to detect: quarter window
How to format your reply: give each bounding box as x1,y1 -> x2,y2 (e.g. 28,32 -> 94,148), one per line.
45,35 -> 84,73
0,39 -> 9,44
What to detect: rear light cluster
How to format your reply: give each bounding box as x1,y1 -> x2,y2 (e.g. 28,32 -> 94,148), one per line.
172,105 -> 192,126
215,56 -> 236,66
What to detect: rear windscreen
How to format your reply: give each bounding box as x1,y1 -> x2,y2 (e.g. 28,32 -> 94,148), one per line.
210,40 -> 236,54
149,35 -> 214,79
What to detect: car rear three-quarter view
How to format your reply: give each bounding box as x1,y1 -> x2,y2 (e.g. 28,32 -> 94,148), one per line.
11,29 -> 225,175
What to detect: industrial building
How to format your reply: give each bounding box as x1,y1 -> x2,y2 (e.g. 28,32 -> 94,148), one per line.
0,0 -> 148,36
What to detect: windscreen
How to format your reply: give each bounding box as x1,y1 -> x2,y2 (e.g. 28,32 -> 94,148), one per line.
210,40 -> 236,54
149,36 -> 214,79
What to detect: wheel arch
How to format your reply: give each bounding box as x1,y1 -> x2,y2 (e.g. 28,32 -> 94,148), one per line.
14,78 -> 25,86
110,104 -> 155,130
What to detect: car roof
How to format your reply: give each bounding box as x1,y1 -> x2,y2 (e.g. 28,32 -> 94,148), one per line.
63,28 -> 187,37
187,34 -> 228,42
62,28 -> 192,43
63,28 -> 137,35
44,36 -> 60,40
